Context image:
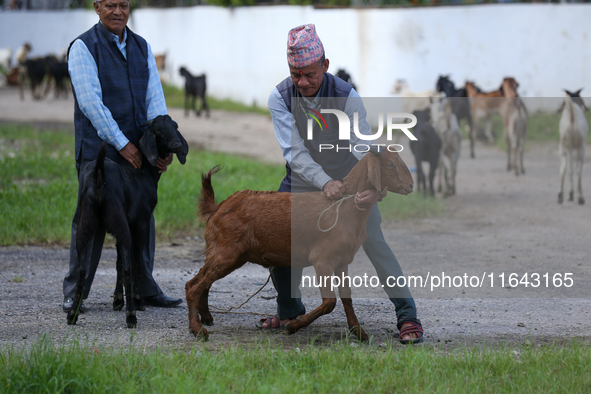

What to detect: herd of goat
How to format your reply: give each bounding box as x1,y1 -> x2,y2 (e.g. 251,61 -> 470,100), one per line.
0,44 -> 588,205
392,75 -> 588,205
0,43 -> 69,100
0,45 -> 211,119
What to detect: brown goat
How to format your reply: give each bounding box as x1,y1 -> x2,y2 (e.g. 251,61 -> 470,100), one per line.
499,77 -> 528,176
185,150 -> 414,341
465,81 -> 504,144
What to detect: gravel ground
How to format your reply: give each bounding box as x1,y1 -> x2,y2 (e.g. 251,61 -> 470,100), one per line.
1,87 -> 591,351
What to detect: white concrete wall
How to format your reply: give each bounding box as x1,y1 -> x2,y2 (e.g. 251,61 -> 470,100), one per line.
1,4 -> 590,109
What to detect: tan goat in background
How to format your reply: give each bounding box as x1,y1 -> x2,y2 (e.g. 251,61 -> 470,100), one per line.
500,77 -> 528,176
558,89 -> 588,205
430,96 -> 462,196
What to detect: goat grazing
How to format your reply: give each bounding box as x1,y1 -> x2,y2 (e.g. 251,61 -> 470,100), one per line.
465,81 -> 504,144
186,149 -> 414,341
410,109 -> 441,196
436,75 -> 474,158
430,96 -> 462,196
67,115 -> 189,328
179,67 -> 209,118
558,89 -> 588,205
499,77 -> 528,176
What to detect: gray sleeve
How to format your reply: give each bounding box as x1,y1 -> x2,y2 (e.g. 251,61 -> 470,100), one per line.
268,88 -> 332,190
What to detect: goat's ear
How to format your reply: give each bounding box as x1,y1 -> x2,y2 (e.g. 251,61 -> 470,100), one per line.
176,130 -> 189,165
140,129 -> 159,167
366,154 -> 382,193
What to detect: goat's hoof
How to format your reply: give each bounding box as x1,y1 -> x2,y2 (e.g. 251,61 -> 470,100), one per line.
201,313 -> 214,326
284,318 -> 304,335
190,325 -> 209,341
558,192 -> 563,204
113,299 -> 124,311
66,308 -> 80,325
349,326 -> 369,342
284,322 -> 298,335
126,315 -> 137,329
579,197 -> 585,205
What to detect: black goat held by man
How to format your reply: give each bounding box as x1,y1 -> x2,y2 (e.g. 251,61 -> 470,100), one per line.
67,115 -> 188,327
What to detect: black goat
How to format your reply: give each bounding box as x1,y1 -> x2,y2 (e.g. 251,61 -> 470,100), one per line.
336,68 -> 357,92
24,57 -> 48,100
435,75 -> 474,158
179,67 -> 209,118
67,115 -> 188,328
410,109 -> 441,197
45,55 -> 69,99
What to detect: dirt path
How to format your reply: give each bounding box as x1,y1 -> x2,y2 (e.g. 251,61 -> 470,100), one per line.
1,86 -> 591,350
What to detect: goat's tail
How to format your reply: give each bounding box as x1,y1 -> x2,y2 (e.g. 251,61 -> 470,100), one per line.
199,165 -> 222,223
95,142 -> 108,201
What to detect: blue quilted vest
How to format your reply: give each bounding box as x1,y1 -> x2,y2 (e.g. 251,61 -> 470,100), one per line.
276,73 -> 357,193
70,22 -> 149,162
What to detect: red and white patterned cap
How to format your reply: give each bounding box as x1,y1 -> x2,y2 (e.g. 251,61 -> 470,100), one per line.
287,24 -> 325,68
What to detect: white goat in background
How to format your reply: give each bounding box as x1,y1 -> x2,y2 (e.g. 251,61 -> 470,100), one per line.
430,96 -> 462,196
0,47 -> 12,71
392,78 -> 439,114
15,43 -> 32,100
0,47 -> 12,87
558,89 -> 588,205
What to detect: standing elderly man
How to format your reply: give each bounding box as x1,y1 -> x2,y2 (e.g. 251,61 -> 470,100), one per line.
62,0 -> 182,312
257,24 -> 423,344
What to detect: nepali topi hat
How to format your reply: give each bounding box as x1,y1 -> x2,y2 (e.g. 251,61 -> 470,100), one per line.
287,24 -> 325,68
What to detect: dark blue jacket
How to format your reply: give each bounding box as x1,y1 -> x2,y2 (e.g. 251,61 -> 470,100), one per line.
276,73 -> 357,192
70,23 -> 149,162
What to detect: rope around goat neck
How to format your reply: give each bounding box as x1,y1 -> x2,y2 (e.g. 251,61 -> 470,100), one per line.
317,194 -> 355,232
209,268 -> 274,315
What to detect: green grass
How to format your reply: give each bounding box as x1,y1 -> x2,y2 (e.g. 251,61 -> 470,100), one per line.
2,337 -> 591,393
162,84 -> 270,116
0,125 -> 78,245
0,124 -> 442,245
